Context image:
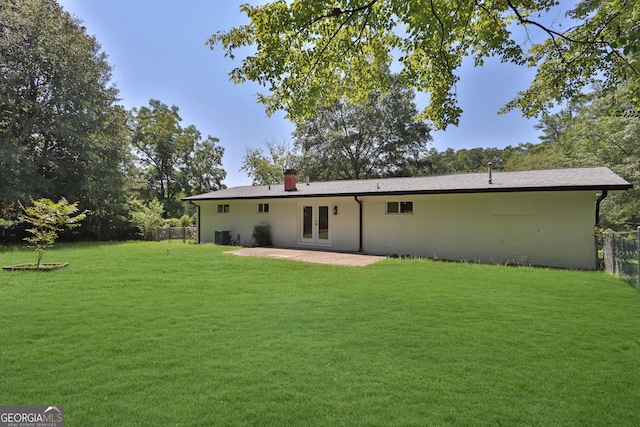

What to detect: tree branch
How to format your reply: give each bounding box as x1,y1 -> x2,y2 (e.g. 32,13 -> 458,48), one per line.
354,2 -> 374,46
302,1 -> 378,83
291,0 -> 378,40
429,0 -> 450,73
506,0 -> 638,76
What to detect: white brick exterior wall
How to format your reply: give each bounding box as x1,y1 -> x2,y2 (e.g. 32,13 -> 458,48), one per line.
195,190 -> 598,270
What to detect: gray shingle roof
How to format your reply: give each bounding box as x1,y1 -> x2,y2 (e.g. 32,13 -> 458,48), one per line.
183,167 -> 632,201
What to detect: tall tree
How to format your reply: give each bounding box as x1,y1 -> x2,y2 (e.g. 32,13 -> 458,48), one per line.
182,138 -> 226,196
209,0 -> 639,129
506,82 -> 640,228
0,0 -> 132,239
556,84 -> 640,229
427,147 -> 513,174
294,74 -> 431,181
130,99 -> 226,217
503,141 -> 567,171
241,140 -> 294,185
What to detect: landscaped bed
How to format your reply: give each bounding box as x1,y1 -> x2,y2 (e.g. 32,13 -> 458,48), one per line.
1,242 -> 639,425
2,262 -> 69,271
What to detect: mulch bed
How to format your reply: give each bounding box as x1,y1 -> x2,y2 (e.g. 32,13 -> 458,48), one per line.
2,263 -> 69,271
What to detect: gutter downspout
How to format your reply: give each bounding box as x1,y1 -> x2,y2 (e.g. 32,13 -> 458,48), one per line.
595,190 -> 608,270
354,196 -> 363,252
595,190 -> 608,226
189,201 -> 201,244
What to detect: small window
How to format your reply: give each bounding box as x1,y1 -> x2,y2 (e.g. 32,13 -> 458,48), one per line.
258,203 -> 269,213
400,201 -> 413,213
217,204 -> 229,213
387,201 -> 413,214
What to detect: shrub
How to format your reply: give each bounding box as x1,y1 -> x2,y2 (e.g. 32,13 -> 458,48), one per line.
164,218 -> 181,228
129,198 -> 164,240
252,223 -> 273,247
179,214 -> 194,227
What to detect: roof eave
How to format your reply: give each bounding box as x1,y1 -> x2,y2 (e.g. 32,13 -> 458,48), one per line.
182,183 -> 633,202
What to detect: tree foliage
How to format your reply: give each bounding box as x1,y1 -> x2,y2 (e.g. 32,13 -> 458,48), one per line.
294,74 -> 431,180
422,147 -> 513,176
19,197 -> 86,267
241,140 -> 294,185
0,0 -> 132,239
209,0 -> 639,129
503,0 -> 640,116
1,1 -> 229,240
240,76 -> 431,183
129,198 -> 165,241
130,100 -> 226,217
506,83 -> 640,229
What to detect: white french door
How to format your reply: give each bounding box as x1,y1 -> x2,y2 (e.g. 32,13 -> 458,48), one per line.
301,204 -> 330,244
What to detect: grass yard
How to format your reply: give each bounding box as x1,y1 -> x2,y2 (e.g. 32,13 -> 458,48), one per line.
1,242 -> 640,426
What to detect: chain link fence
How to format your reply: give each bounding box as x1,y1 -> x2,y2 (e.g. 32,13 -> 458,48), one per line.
150,226 -> 197,243
603,228 -> 640,288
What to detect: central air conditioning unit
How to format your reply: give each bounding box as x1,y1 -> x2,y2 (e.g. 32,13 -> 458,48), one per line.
214,230 -> 231,245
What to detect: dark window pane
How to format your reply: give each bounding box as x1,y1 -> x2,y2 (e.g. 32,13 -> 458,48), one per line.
303,206 -> 313,238
318,206 -> 329,240
400,202 -> 413,213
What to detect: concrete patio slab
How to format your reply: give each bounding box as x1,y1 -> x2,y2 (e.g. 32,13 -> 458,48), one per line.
226,247 -> 385,267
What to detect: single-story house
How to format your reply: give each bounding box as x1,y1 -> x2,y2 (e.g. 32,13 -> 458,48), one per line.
183,167 -> 632,270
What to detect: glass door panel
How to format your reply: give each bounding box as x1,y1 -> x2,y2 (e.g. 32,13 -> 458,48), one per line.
303,206 -> 313,239
300,204 -> 331,244
318,206 -> 329,240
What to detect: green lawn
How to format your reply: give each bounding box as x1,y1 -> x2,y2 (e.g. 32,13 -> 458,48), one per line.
1,242 -> 639,426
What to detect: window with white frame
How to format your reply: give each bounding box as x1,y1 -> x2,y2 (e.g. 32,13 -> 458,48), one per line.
258,203 -> 269,213
217,204 -> 229,213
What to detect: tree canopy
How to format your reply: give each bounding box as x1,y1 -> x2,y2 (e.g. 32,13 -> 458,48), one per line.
294,73 -> 431,180
241,73 -> 431,183
130,100 -> 226,217
505,82 -> 640,228
241,140 -> 294,185
1,1 -> 228,239
0,0 -> 132,239
209,0 -> 639,129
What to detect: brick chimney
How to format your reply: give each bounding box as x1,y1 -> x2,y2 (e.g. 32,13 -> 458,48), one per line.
284,169 -> 297,191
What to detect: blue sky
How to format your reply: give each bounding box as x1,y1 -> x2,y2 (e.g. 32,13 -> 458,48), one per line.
57,0 -> 560,188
